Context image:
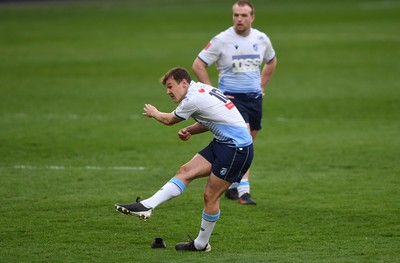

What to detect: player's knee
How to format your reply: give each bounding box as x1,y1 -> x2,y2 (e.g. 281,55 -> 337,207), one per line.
176,164 -> 190,176
203,188 -> 218,204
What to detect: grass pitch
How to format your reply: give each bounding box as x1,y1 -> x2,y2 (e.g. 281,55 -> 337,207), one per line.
0,0 -> 399,262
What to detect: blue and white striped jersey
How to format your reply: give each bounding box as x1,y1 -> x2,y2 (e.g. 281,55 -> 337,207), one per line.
174,81 -> 252,148
198,27 -> 275,95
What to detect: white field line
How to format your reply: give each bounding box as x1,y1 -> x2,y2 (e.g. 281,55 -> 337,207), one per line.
13,165 -> 145,171
1,113 -> 140,121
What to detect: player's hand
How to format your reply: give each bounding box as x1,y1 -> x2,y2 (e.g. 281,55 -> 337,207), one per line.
143,104 -> 157,118
178,128 -> 191,141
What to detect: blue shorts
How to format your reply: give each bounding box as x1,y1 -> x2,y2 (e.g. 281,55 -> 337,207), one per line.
199,140 -> 254,183
225,93 -> 263,131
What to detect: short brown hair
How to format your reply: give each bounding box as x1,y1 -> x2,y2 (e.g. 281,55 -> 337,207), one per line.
160,67 -> 192,85
233,0 -> 254,15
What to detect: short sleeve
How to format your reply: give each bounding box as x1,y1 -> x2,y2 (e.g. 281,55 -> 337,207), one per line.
264,36 -> 276,63
174,96 -> 197,120
197,37 -> 222,66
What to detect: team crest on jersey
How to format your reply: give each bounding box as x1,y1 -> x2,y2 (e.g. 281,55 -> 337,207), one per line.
253,44 -> 258,51
198,88 -> 205,93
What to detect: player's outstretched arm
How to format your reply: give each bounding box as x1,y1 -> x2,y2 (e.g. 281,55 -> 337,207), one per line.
143,103 -> 182,126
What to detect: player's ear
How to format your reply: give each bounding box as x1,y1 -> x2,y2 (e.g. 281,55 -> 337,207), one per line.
182,79 -> 189,88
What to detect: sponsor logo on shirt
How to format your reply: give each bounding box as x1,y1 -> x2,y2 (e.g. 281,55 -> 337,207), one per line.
232,54 -> 261,72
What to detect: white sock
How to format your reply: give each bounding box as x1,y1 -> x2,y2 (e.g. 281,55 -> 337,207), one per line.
141,178 -> 186,209
228,182 -> 239,189
237,179 -> 250,198
194,210 -> 220,249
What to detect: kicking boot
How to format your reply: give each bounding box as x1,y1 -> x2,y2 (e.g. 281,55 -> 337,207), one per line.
115,196 -> 152,220
238,193 -> 256,205
175,240 -> 211,252
224,188 -> 239,200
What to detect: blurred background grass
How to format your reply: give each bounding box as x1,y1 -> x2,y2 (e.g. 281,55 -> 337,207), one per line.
0,0 -> 399,262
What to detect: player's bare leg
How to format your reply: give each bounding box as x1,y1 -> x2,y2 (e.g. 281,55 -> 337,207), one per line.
176,173 -> 230,252
115,154 -> 211,220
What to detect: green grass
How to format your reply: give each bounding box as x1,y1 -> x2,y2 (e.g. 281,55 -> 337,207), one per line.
1,0 -> 399,262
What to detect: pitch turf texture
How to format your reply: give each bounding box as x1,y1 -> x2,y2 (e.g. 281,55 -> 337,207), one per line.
0,0 -> 399,262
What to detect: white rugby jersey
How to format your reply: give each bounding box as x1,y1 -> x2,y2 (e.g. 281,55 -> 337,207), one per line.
198,27 -> 275,94
174,81 -> 252,148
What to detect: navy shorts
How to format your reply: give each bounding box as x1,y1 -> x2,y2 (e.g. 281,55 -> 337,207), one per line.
225,93 -> 263,131
199,140 -> 254,183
